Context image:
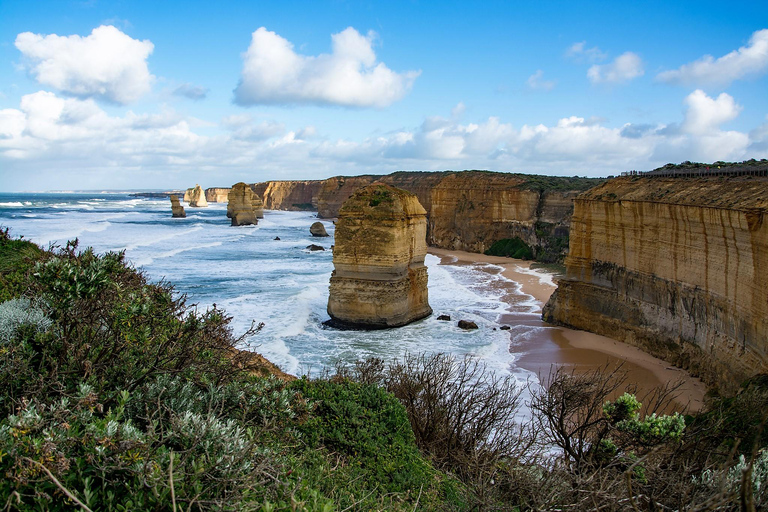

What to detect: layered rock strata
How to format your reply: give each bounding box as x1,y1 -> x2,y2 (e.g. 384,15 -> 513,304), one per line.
312,171 -> 594,261
170,195 -> 186,218
251,193 -> 264,219
205,187 -> 231,203
187,184 -> 208,207
227,183 -> 257,226
327,183 -> 432,329
251,181 -> 323,211
543,175 -> 768,392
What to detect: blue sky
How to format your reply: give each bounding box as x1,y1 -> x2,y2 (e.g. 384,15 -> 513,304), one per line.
1,0 -> 767,191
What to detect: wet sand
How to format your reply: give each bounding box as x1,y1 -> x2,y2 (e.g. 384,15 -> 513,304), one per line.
429,248 -> 707,412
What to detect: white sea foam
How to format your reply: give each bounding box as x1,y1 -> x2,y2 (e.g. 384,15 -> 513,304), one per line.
0,202 -> 25,207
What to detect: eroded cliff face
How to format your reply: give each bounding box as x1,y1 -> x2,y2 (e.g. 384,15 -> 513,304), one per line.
251,181 -> 323,211
327,183 -> 432,329
205,188 -> 230,203
312,171 -> 588,260
543,176 -> 768,391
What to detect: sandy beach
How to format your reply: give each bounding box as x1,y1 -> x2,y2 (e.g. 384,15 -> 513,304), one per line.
429,248 -> 707,412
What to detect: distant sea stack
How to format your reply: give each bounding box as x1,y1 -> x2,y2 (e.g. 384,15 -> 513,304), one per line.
170,195 -> 186,218
543,169 -> 768,392
187,184 -> 208,207
227,182 -> 257,226
327,183 -> 432,329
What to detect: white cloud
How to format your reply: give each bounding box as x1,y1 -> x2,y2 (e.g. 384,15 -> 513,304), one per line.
682,89 -> 742,135
657,29 -> 768,87
233,27 -> 420,107
1,90 -> 765,190
565,41 -> 607,62
587,52 -> 644,84
527,70 -> 555,91
15,25 -> 154,104
172,83 -> 208,100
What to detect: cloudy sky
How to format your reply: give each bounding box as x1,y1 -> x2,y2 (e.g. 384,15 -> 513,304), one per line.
1,0 -> 767,191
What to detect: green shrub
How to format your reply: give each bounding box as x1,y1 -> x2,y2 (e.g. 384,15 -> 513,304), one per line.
484,238 -> 533,259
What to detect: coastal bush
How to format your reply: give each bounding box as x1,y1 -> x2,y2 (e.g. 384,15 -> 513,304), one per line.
484,237 -> 533,260
0,233 -> 473,510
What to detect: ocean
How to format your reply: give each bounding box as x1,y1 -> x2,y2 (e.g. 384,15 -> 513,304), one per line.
0,192 -> 547,385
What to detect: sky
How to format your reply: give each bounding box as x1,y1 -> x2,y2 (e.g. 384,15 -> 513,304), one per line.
0,0 -> 767,191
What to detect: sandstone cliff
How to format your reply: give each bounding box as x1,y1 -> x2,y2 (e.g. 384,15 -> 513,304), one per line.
312,171 -> 597,261
205,187 -> 231,203
170,195 -> 186,218
227,183 -> 257,226
327,183 -> 432,329
543,175 -> 768,392
187,184 -> 208,207
251,181 -> 323,211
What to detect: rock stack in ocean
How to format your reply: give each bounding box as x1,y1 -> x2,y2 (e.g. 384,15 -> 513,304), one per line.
251,191 -> 264,219
227,182 -> 257,226
187,184 -> 208,207
170,195 -> 186,218
327,183 -> 432,329
310,221 -> 329,237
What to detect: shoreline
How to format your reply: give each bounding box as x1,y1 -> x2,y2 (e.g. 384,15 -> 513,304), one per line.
428,248 -> 707,412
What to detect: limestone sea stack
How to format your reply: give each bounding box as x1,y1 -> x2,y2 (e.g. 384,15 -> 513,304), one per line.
251,192 -> 264,219
310,221 -> 329,237
227,182 -> 257,226
327,183 -> 432,329
170,195 -> 186,218
188,184 -> 208,207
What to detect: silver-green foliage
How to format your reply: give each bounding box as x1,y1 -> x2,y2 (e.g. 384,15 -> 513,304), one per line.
0,298 -> 52,345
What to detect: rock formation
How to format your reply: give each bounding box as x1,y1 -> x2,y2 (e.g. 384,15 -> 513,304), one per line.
543,175 -> 768,392
227,182 -> 257,226
327,183 -> 432,329
170,195 -> 186,218
187,184 -> 208,207
205,187 -> 231,203
251,181 -> 323,211
310,222 -> 329,237
251,193 -> 264,219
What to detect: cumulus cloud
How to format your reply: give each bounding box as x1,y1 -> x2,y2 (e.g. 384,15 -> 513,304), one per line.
527,70 -> 555,91
682,89 -> 742,135
15,25 -> 154,104
233,27 -> 420,107
587,52 -> 644,84
657,29 -> 768,87
172,83 -> 208,100
565,41 -> 607,62
1,90 -> 765,190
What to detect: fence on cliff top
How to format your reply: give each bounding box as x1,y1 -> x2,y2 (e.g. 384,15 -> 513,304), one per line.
621,163 -> 768,179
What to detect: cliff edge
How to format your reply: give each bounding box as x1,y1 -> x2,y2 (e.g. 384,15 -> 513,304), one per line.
543,174 -> 768,392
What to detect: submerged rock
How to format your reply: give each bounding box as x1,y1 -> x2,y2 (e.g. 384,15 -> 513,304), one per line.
227,182 -> 257,226
327,183 -> 432,329
458,320 -> 478,330
306,244 -> 325,251
170,195 -> 186,218
437,315 -> 451,321
310,221 -> 329,237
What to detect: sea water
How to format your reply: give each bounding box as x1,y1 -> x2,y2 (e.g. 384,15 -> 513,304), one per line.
0,192 -> 546,385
